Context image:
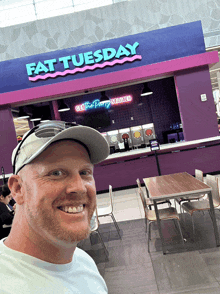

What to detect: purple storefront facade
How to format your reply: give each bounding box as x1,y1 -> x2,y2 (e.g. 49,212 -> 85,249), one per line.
0,21 -> 219,191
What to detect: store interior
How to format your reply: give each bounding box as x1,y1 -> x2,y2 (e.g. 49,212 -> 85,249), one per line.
12,76 -> 185,151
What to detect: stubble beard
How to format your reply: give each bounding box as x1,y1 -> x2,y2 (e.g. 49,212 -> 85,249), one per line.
27,201 -> 96,244
23,179 -> 96,245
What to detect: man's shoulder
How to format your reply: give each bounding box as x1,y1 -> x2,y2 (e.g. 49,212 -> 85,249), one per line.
74,247 -> 97,268
0,244 -> 108,293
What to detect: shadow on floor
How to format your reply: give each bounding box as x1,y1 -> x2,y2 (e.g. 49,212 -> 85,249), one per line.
78,211 -> 220,294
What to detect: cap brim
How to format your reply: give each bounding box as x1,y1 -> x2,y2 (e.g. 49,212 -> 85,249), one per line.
23,126 -> 110,168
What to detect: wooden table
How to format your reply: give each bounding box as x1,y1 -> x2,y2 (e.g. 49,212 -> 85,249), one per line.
143,172 -> 220,254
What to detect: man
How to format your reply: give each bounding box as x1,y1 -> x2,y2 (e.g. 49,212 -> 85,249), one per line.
0,120 -> 109,293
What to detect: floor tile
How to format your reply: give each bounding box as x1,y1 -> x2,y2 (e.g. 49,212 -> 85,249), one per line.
200,248 -> 220,282
151,251 -> 218,294
105,242 -> 152,268
104,264 -> 158,294
169,286 -> 220,294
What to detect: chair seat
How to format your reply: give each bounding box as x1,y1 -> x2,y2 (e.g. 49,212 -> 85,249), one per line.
97,206 -> 112,216
146,207 -> 180,222
145,198 -> 171,206
181,200 -> 210,215
175,194 -> 205,204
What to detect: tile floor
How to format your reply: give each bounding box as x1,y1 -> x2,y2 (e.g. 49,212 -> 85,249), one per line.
79,176 -> 220,294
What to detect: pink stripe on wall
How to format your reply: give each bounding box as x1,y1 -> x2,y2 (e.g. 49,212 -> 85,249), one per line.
0,51 -> 218,106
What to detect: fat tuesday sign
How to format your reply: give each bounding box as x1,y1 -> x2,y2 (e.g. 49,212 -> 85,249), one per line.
26,42 -> 141,82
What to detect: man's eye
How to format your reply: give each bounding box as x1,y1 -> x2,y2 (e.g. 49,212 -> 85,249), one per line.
80,170 -> 92,176
51,170 -> 63,176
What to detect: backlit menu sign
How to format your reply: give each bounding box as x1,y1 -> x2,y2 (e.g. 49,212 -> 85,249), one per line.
75,95 -> 132,112
149,139 -> 160,151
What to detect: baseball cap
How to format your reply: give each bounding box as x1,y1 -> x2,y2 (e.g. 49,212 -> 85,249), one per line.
12,120 -> 110,174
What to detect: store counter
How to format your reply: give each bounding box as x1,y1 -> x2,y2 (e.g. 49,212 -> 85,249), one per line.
95,136 -> 220,193
0,173 -> 13,185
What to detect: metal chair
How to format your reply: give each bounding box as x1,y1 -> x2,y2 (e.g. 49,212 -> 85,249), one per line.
137,186 -> 184,253
136,179 -> 171,209
181,174 -> 220,237
90,208 -> 109,261
175,169 -> 206,213
97,185 -> 121,239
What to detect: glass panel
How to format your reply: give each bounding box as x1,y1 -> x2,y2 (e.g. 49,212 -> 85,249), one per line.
0,0 -> 33,10
74,0 -> 112,12
37,6 -> 75,19
35,0 -> 73,13
0,4 -> 36,27
0,0 -> 116,27
74,0 -> 112,5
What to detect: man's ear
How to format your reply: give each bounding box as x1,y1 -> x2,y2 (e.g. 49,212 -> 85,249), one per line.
8,175 -> 24,205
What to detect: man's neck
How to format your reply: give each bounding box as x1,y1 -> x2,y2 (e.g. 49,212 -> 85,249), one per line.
4,222 -> 77,264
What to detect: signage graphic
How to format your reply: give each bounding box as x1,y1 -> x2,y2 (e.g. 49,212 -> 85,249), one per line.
75,95 -> 132,112
26,43 -> 141,82
149,139 -> 160,151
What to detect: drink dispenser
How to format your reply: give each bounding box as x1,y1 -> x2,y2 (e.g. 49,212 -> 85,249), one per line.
107,130 -> 119,153
118,128 -> 132,151
101,132 -> 110,148
130,126 -> 145,148
142,123 -> 156,145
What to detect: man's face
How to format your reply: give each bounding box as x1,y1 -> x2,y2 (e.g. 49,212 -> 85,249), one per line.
18,140 -> 96,245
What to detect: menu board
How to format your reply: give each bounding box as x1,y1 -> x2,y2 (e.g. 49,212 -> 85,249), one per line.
149,139 -> 160,151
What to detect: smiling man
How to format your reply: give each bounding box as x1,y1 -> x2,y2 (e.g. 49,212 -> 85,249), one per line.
0,121 -> 109,293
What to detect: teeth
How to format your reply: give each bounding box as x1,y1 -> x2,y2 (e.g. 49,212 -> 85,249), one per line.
60,205 -> 83,214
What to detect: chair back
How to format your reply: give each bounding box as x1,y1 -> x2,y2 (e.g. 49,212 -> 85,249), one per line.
195,169 -> 204,182
136,178 -> 142,189
90,208 -> 99,232
206,174 -> 220,207
145,184 -> 150,198
109,185 -> 114,212
137,187 -> 148,211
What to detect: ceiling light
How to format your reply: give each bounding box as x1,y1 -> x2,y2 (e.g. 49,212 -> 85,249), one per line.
210,68 -> 220,72
41,113 -> 50,122
141,83 -> 153,96
58,100 -> 70,112
17,107 -> 30,120
100,91 -> 110,104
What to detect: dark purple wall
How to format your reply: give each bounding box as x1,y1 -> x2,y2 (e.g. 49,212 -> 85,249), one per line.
175,65 -> 219,141
147,78 -> 181,143
0,106 -> 18,174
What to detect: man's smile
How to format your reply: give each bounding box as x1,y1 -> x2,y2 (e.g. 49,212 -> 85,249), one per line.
58,204 -> 85,214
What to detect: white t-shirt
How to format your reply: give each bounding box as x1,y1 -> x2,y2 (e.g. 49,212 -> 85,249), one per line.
0,238 -> 108,294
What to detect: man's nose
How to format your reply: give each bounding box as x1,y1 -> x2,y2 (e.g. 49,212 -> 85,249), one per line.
66,174 -> 87,194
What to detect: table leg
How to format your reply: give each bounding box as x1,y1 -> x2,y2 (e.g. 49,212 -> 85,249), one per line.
208,191 -> 220,247
153,200 -> 166,254
145,186 -> 152,210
